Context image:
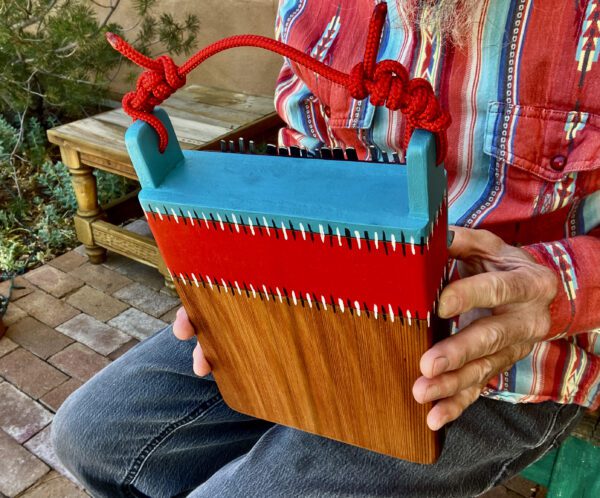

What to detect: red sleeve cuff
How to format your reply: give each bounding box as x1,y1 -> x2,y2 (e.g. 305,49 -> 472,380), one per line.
522,232 -> 600,338
522,244 -> 575,339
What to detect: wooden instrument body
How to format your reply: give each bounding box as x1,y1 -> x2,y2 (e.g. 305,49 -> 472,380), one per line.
126,109 -> 450,463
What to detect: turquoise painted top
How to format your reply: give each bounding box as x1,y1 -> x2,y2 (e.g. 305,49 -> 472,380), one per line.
126,109 -> 446,242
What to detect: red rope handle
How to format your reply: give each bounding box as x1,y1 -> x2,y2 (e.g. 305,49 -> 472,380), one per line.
107,3 -> 450,163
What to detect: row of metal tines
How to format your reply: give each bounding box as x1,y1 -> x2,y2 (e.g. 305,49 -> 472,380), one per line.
219,138 -> 403,163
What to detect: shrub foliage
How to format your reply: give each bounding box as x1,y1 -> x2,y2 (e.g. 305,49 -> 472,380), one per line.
0,0 -> 199,277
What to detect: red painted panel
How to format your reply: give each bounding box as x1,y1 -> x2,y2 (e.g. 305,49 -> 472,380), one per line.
147,208 -> 448,317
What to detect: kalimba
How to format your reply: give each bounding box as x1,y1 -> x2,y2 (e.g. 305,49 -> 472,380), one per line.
125,108 -> 449,463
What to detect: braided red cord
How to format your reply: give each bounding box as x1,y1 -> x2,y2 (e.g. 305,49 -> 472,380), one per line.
107,2 -> 450,162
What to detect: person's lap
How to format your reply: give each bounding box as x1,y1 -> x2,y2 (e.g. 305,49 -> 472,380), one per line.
52,326 -> 272,497
52,327 -> 583,498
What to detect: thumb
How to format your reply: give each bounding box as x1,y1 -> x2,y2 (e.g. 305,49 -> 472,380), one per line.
172,306 -> 196,340
193,341 -> 212,376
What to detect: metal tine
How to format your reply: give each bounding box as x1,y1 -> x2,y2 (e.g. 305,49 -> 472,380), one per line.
249,140 -> 256,154
300,148 -> 309,158
266,144 -> 278,156
320,147 -> 333,160
289,145 -> 301,157
392,151 -> 401,164
381,150 -> 390,163
345,147 -> 359,161
278,146 -> 290,157
238,137 -> 246,154
220,139 -> 227,153
332,147 -> 345,160
369,145 -> 379,162
228,140 -> 236,153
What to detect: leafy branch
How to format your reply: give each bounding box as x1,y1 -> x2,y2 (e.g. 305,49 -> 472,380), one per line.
0,0 -> 200,122
0,0 -> 200,274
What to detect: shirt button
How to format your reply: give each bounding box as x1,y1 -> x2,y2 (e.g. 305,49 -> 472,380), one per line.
323,105 -> 331,118
550,155 -> 567,171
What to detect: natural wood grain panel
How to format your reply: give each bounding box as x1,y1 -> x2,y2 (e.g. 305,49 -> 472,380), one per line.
178,282 -> 443,463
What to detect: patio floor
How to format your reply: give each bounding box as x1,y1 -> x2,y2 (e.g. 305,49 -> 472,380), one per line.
0,220 -> 545,497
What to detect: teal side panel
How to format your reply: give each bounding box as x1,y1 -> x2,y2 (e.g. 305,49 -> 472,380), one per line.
125,108 -> 184,189
406,130 -> 447,223
128,113 -> 447,240
138,149 -> 433,238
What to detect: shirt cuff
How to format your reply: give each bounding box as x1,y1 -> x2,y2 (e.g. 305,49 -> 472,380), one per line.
522,243 -> 575,340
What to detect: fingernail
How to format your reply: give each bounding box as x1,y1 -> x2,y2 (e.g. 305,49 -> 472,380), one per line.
438,293 -> 459,318
424,384 -> 440,402
428,413 -> 444,431
432,357 -> 449,376
447,229 -> 455,247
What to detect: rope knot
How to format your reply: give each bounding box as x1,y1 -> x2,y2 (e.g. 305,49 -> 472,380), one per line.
120,52 -> 186,151
107,2 -> 451,162
140,56 -> 185,106
349,59 -> 450,162
349,60 -> 410,109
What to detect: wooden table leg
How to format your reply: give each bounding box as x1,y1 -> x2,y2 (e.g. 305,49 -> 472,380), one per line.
157,255 -> 177,295
60,146 -> 107,264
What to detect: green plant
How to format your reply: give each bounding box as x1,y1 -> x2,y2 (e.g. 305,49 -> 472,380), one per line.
0,113 -> 134,276
0,0 -> 199,120
0,0 -> 200,277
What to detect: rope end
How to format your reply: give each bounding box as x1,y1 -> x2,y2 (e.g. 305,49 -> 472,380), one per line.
105,32 -> 121,49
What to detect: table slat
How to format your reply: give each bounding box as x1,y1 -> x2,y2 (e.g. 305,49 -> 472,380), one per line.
47,85 -> 276,162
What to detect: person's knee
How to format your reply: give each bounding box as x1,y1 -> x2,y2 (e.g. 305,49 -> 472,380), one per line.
51,380 -> 114,486
52,386 -> 102,477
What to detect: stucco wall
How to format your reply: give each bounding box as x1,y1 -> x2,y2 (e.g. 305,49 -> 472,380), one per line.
107,0 -> 282,97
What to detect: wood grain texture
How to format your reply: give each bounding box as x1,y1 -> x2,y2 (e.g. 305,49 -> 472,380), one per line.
47,85 -> 277,170
177,281 -> 444,463
91,221 -> 160,268
61,146 -> 107,264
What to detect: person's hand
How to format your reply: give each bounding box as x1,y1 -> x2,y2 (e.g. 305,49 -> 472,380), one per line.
172,227 -> 557,430
172,307 -> 212,376
412,227 -> 558,430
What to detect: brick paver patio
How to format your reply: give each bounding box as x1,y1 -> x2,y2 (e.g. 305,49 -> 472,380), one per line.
0,221 -> 544,497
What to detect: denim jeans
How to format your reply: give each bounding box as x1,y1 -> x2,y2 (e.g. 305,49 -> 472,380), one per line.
52,326 -> 583,498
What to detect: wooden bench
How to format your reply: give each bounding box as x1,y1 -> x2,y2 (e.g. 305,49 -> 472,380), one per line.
47,85 -> 282,287
521,410 -> 599,497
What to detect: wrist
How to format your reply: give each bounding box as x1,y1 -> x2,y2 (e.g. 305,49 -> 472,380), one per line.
522,244 -> 572,339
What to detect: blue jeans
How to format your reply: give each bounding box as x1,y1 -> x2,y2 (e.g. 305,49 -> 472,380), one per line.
52,327 -> 583,498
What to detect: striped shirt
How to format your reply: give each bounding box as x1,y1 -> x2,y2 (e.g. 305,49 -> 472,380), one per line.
273,0 -> 600,409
